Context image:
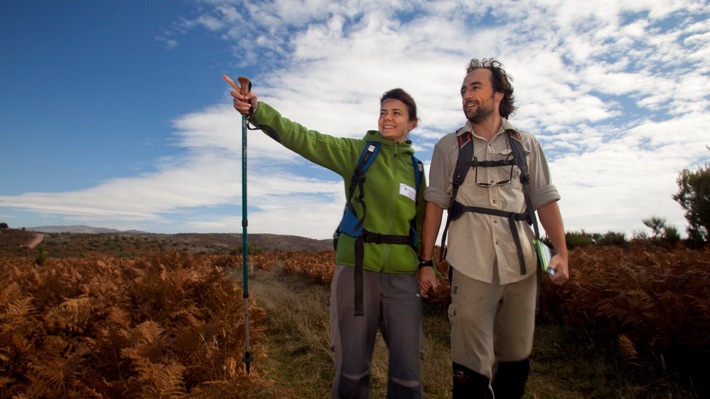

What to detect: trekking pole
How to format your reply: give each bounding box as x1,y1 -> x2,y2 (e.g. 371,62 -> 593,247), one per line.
224,74 -> 254,374
237,76 -> 254,375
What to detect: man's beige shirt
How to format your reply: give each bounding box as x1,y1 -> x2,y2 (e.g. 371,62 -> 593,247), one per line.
425,119 -> 560,284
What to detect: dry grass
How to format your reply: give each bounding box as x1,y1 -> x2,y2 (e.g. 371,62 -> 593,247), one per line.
245,266 -> 703,398
1,232 -> 706,398
248,265 -> 453,398
244,251 -> 706,398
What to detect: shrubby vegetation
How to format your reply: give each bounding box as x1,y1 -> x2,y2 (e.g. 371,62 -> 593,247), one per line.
2,239 -> 707,397
673,152 -> 710,248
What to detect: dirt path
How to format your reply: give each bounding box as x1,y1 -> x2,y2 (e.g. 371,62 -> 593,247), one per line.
25,233 -> 45,249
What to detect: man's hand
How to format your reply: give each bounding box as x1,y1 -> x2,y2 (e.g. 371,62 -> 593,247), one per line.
548,253 -> 569,285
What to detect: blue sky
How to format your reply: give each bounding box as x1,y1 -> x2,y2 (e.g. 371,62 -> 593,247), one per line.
1,0 -> 709,240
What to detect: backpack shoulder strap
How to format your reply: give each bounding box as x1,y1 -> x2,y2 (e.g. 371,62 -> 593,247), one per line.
452,130 -> 473,200
409,155 -> 424,249
354,142 -> 380,177
506,129 -> 528,181
505,129 -> 540,239
412,155 -> 424,193
346,142 -> 380,201
336,142 -> 382,243
438,129 -> 472,260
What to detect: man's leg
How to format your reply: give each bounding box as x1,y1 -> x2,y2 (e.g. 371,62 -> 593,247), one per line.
452,362 -> 494,399
491,359 -> 530,399
449,267 -> 501,398
492,273 -> 537,399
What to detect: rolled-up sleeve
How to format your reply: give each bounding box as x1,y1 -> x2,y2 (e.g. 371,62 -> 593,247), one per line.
424,134 -> 456,209
527,136 -> 560,210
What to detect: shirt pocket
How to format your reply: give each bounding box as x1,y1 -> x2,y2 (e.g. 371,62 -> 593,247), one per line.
494,148 -> 519,189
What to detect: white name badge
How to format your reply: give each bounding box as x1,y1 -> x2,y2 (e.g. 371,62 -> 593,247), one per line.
400,183 -> 416,201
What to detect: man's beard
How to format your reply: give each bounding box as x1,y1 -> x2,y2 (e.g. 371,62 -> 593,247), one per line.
464,92 -> 497,124
465,102 -> 495,124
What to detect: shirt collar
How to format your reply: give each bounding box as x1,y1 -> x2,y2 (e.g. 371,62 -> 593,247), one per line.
458,118 -> 516,139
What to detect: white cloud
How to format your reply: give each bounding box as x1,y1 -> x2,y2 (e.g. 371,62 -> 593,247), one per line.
3,0 -> 710,239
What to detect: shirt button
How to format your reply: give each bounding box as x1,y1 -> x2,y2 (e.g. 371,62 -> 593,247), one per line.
492,199 -> 497,204
494,220 -> 498,224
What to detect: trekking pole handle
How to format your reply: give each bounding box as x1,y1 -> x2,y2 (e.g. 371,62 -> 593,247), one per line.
238,76 -> 251,95
237,76 -> 252,114
222,74 -> 251,102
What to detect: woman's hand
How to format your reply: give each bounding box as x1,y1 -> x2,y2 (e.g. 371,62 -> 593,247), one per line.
417,266 -> 440,298
223,75 -> 258,115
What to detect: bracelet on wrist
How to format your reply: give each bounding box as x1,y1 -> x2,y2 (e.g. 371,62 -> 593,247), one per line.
418,259 -> 434,269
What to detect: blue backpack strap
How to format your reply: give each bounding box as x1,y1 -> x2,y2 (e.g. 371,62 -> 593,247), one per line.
355,142 -> 380,175
410,155 -> 424,248
349,142 -> 380,211
339,142 -> 422,317
412,155 -> 423,192
338,142 -> 380,236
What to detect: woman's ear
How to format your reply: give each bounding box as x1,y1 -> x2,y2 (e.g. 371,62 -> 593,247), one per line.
408,119 -> 419,132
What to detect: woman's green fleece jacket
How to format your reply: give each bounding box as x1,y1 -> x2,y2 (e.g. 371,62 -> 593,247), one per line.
249,102 -> 425,275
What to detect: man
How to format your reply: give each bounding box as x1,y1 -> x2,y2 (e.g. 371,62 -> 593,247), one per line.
417,58 -> 569,398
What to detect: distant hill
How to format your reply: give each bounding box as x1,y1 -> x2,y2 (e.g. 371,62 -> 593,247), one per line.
0,228 -> 332,258
28,225 -> 145,234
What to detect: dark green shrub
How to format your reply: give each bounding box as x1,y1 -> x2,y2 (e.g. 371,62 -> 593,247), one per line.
597,231 -> 628,246
565,230 -> 595,248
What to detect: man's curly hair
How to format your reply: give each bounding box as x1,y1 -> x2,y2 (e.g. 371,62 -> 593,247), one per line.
465,58 -> 516,119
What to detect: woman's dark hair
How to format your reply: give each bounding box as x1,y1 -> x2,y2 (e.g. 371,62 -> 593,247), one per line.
465,58 -> 516,118
380,88 -> 418,121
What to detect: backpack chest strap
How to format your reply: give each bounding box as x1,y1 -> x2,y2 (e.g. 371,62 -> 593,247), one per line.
353,229 -> 415,316
449,201 -> 529,275
471,158 -> 516,168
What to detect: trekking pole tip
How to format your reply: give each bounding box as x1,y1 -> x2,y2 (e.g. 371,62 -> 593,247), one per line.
243,352 -> 254,374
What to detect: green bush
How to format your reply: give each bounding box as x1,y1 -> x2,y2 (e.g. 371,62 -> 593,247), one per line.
34,244 -> 48,265
565,230 -> 595,248
673,155 -> 709,246
596,231 -> 628,246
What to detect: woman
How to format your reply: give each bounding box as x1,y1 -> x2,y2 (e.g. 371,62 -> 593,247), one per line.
225,75 -> 426,398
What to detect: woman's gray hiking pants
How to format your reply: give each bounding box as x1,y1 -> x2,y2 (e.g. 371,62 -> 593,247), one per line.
329,265 -> 423,399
